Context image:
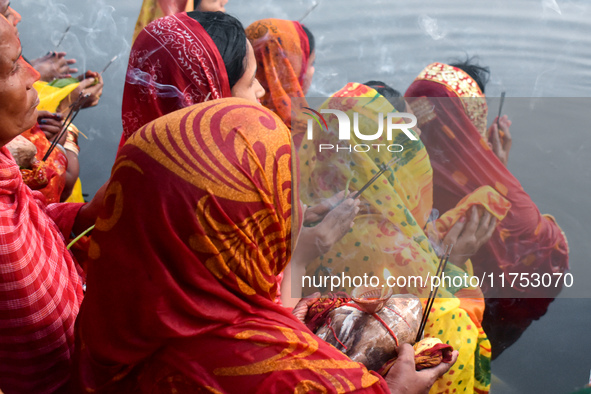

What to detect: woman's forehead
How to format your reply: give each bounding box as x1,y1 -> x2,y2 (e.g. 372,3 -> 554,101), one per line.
0,19 -> 19,68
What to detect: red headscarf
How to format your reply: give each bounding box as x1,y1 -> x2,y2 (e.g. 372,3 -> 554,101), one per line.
405,63 -> 569,297
405,63 -> 570,357
246,18 -> 310,133
0,147 -> 84,393
120,12 -> 232,147
75,98 -> 387,393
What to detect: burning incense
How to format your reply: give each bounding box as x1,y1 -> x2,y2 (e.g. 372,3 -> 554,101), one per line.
352,157 -> 399,199
415,244 -> 454,343
299,1 -> 321,22
100,55 -> 118,75
55,25 -> 71,49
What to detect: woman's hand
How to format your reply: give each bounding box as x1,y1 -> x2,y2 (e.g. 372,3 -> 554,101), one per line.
292,196 -> 360,267
77,71 -> 104,108
37,111 -> 64,142
385,344 -> 458,394
313,196 -> 360,256
443,206 -> 497,267
487,115 -> 512,167
291,292 -> 320,323
304,190 -> 348,225
30,51 -> 78,82
73,181 -> 108,235
56,71 -> 104,113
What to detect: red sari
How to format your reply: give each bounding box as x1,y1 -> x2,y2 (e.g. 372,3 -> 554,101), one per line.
120,12 -> 231,148
0,147 -> 84,393
405,62 -> 569,357
74,98 -> 388,393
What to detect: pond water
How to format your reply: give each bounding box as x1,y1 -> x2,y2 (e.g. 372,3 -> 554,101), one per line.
16,0 -> 591,392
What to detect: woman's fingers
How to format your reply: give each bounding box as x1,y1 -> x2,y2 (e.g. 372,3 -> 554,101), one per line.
483,217 -> 497,243
461,206 -> 480,237
37,111 -> 64,139
490,122 -> 502,155
418,350 -> 459,384
501,117 -> 513,153
443,217 -> 465,245
476,210 -> 492,236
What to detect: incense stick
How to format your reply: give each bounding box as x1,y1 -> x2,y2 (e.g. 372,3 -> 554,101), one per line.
55,25 -> 71,49
42,94 -> 88,161
416,246 -> 452,342
299,1 -> 320,22
416,245 -> 448,342
352,158 -> 399,199
496,91 -> 506,130
42,108 -> 81,161
100,55 -> 118,75
415,244 -> 454,342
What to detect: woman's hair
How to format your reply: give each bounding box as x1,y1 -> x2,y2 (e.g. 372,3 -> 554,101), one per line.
450,57 -> 490,94
363,80 -> 406,112
188,11 -> 247,88
302,25 -> 315,56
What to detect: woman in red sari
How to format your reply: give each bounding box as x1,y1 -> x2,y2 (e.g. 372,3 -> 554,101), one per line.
405,61 -> 569,357
74,97 -> 455,393
120,11 -> 264,148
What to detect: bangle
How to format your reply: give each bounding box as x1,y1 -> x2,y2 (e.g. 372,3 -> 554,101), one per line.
64,141 -> 80,156
66,124 -> 80,146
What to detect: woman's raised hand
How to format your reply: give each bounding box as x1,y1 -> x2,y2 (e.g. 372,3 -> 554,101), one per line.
293,194 -> 360,265
487,115 -> 512,167
443,206 -> 497,267
30,51 -> 78,82
303,190 -> 348,225
56,71 -> 104,113
313,195 -> 360,256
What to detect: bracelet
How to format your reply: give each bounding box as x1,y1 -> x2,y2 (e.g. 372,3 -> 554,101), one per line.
64,123 -> 80,156
64,141 -> 80,156
66,124 -> 80,146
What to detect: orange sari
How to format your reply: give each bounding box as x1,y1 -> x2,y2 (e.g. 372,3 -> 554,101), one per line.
74,98 -> 388,393
246,18 -> 310,134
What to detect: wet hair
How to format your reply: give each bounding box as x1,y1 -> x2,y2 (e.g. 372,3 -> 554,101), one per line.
450,57 -> 490,93
188,11 -> 247,88
302,25 -> 315,56
363,80 -> 406,112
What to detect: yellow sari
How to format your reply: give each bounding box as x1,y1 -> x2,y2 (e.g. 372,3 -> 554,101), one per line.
132,0 -> 194,43
298,83 -> 511,393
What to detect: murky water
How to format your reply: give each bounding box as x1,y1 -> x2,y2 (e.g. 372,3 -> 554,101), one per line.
15,0 -> 591,392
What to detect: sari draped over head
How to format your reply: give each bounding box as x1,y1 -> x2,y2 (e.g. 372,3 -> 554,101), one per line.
20,124 -> 68,204
121,12 -> 231,147
0,147 -> 84,393
132,0 -> 194,43
405,63 -> 569,356
246,18 -> 310,133
298,83 -> 513,393
74,98 -> 388,393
